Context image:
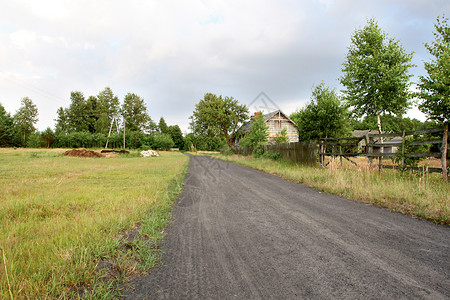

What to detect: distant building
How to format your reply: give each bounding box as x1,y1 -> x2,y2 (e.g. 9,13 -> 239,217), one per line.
239,110 -> 299,145
352,130 -> 402,153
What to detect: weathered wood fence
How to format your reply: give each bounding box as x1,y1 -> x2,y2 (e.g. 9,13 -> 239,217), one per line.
320,123 -> 449,180
234,142 -> 318,166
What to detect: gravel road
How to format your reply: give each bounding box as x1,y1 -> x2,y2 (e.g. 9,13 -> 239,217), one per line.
124,154 -> 450,299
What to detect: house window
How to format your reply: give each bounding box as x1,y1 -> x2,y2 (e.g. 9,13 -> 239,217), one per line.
275,120 -> 281,129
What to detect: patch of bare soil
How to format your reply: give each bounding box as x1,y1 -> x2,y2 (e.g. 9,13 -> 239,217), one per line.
63,149 -> 104,158
100,149 -> 130,154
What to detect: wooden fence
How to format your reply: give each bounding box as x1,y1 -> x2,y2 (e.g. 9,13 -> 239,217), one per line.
234,142 -> 318,166
319,123 -> 449,180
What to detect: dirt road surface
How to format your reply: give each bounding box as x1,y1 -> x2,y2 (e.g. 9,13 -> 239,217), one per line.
124,155 -> 449,299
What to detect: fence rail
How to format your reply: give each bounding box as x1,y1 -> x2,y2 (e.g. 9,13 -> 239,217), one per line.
320,123 -> 449,180
233,124 -> 448,181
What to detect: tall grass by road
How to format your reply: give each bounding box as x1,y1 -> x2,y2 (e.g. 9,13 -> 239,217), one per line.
0,149 -> 189,299
214,154 -> 449,225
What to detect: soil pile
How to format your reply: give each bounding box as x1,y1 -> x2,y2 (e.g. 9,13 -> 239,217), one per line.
100,149 -> 130,154
64,149 -> 104,158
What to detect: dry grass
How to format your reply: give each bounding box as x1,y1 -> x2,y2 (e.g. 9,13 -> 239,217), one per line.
214,154 -> 449,225
0,148 -> 189,299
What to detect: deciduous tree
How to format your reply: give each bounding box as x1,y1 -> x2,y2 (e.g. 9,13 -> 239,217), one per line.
417,15 -> 450,123
340,19 -> 415,133
97,87 -> 120,133
158,117 -> 169,134
0,103 -> 13,147
121,93 -> 152,132
67,91 -> 89,132
168,125 -> 184,149
191,93 -> 248,148
274,128 -> 289,144
13,97 -> 39,145
290,83 -> 350,141
239,112 -> 268,147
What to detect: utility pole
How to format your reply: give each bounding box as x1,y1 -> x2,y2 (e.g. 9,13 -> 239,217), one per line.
105,114 -> 120,149
123,117 -> 126,150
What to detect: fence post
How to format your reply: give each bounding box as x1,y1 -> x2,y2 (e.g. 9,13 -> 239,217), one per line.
442,123 -> 448,181
401,130 -> 406,167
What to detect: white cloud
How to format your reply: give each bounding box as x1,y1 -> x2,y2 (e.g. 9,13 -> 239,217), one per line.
0,0 -> 447,132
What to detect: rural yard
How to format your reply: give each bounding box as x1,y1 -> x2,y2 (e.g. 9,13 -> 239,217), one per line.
125,154 -> 450,299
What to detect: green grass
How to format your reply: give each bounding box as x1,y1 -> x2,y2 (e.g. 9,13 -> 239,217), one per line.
0,148 -> 189,299
212,154 -> 449,225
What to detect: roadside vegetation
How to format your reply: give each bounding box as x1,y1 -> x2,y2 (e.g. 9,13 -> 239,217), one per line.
0,148 -> 189,299
213,153 -> 449,225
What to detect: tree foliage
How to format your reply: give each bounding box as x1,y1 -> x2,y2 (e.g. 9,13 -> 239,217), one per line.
67,91 -> 89,132
352,115 -> 426,133
158,117 -> 169,134
0,103 -> 14,147
191,93 -> 248,148
290,83 -> 351,141
417,15 -> 450,123
168,125 -> 184,149
340,19 -> 415,132
274,128 -> 289,144
184,133 -> 226,151
13,97 -> 39,145
122,93 -> 152,132
41,127 -> 56,148
97,87 -> 121,133
239,112 -> 269,147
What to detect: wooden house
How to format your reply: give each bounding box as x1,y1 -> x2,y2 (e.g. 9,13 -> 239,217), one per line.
239,110 -> 299,144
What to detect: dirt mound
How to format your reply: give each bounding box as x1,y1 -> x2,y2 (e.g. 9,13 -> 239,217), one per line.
100,149 -> 130,154
64,149 -> 104,158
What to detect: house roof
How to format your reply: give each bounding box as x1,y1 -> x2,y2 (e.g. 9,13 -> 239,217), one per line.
240,110 -> 296,133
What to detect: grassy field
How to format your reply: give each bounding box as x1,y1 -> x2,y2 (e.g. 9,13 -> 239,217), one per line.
0,148 -> 189,299
212,154 -> 449,225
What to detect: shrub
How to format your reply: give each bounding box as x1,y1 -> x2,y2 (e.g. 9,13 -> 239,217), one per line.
252,145 -> 265,158
152,134 -> 175,150
222,147 -> 234,156
261,151 -> 282,160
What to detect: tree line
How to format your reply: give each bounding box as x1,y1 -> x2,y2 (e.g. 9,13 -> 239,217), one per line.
189,16 -> 449,149
0,87 -> 186,150
0,16 -> 448,151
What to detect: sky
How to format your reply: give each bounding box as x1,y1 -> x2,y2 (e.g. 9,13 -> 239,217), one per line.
0,0 -> 449,134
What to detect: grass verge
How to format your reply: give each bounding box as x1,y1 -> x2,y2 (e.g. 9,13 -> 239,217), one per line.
212,154 -> 449,225
0,148 -> 189,299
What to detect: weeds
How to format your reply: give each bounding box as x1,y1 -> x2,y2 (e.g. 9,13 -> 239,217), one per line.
215,154 -> 449,225
0,148 -> 189,299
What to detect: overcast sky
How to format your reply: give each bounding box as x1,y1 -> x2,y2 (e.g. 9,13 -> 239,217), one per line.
0,0 -> 448,133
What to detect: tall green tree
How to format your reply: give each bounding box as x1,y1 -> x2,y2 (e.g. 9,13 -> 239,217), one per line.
239,112 -> 269,147
0,103 -> 14,147
290,83 -> 351,141
54,107 -> 69,134
168,125 -> 184,149
122,93 -> 152,132
191,93 -> 248,148
67,91 -> 89,132
340,19 -> 415,133
97,87 -> 120,134
85,96 -> 100,133
158,117 -> 169,134
13,97 -> 39,145
41,127 -> 56,148
417,15 -> 450,123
